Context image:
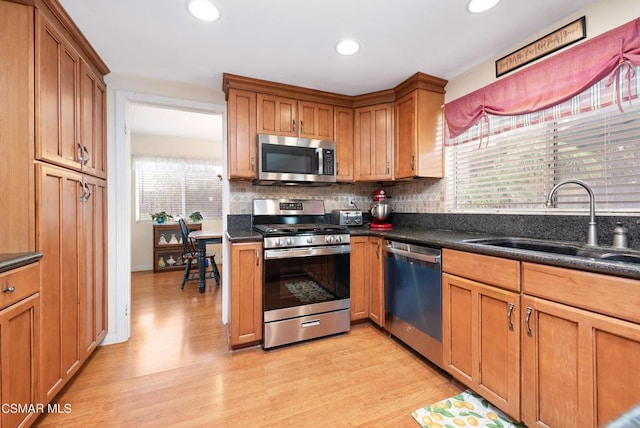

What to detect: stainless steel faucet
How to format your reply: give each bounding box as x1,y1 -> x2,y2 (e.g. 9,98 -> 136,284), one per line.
545,179 -> 598,246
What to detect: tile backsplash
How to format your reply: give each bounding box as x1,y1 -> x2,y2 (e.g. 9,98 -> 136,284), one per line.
229,179 -> 446,214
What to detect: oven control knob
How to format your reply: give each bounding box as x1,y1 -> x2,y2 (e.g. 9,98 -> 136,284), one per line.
286,238 -> 293,246
326,236 -> 334,243
274,238 -> 282,246
335,235 -> 343,243
306,237 -> 314,244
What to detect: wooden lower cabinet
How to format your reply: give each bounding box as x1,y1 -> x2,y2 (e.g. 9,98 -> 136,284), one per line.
79,175 -> 107,361
37,164 -> 83,402
229,242 -> 263,347
442,273 -> 521,419
521,295 -> 640,428
0,262 -> 40,428
349,236 -> 369,321
368,237 -> 384,327
349,236 -> 384,326
37,164 -> 107,404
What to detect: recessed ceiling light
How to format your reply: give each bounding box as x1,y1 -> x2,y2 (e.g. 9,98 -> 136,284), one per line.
187,0 -> 220,22
467,0 -> 501,13
336,39 -> 360,56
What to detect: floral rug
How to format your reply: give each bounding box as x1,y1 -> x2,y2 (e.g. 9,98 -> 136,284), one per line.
412,389 -> 525,428
284,279 -> 334,304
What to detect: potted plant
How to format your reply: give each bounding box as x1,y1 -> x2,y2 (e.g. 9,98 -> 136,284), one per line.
150,211 -> 173,224
189,211 -> 203,223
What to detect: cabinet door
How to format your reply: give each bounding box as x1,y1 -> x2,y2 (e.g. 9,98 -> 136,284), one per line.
79,176 -> 107,360
334,106 -> 354,182
37,14 -> 82,171
349,237 -> 369,321
227,89 -> 257,180
522,296 -> 640,428
394,89 -> 444,179
0,1 -> 35,254
37,164 -> 82,402
299,101 -> 334,140
79,60 -> 107,179
0,293 -> 40,428
443,273 -> 520,419
354,104 -> 393,181
230,242 -> 263,347
368,237 -> 384,327
257,94 -> 297,137
394,91 -> 418,179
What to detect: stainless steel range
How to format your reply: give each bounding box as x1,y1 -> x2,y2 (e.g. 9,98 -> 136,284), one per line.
253,199 -> 351,349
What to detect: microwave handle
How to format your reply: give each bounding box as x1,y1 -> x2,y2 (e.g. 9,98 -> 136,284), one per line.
317,150 -> 321,174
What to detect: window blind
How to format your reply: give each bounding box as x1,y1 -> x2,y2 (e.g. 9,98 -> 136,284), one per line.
135,156 -> 222,221
446,79 -> 640,212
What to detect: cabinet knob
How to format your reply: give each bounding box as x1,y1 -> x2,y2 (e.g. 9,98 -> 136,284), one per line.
2,285 -> 16,293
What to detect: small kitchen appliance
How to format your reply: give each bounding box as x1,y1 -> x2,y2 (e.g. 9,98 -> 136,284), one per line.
369,189 -> 392,230
331,209 -> 363,227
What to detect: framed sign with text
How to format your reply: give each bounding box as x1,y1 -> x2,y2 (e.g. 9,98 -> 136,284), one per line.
495,16 -> 586,77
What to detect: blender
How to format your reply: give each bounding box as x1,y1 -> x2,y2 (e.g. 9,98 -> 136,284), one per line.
369,189 -> 392,230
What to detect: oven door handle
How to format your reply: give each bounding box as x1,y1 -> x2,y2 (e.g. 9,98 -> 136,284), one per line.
383,246 -> 441,264
264,244 -> 351,260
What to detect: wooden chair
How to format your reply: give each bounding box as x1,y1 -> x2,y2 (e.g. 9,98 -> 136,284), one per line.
178,218 -> 220,289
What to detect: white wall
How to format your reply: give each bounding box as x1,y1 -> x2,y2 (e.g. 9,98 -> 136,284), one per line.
445,0 -> 640,102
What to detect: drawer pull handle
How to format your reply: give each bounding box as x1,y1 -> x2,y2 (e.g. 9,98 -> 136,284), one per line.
525,307 -> 533,337
2,286 -> 16,293
507,303 -> 514,331
301,320 -> 320,328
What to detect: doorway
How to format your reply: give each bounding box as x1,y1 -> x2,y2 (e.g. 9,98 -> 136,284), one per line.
109,91 -> 227,344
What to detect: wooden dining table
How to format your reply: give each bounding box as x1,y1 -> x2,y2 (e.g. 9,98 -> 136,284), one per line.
188,229 -> 223,293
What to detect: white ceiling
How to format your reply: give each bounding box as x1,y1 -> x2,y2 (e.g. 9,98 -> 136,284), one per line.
58,0 -> 597,97
129,104 -> 222,143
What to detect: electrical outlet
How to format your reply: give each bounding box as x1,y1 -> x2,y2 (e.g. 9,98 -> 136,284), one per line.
348,197 -> 355,206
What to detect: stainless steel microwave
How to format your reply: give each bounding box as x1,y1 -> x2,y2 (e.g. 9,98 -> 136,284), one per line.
257,134 -> 336,185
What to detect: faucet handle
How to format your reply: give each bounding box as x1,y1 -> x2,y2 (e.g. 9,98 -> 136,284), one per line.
613,222 -> 629,249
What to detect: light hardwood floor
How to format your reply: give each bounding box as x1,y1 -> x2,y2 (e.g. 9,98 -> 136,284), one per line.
34,270 -> 461,427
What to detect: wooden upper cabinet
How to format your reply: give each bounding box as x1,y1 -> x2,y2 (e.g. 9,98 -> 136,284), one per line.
79,60 -> 107,178
0,0 -> 35,253
36,14 -> 82,171
354,103 -> 393,181
227,88 -> 257,180
334,106 -> 354,182
394,88 -> 445,179
257,94 -> 297,137
299,100 -> 334,140
257,94 -> 334,140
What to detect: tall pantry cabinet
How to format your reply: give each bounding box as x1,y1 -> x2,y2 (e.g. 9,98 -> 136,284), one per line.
33,0 -> 110,404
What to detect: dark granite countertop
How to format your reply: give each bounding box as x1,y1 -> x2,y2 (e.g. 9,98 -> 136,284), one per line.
227,226 -> 640,280
0,252 -> 43,273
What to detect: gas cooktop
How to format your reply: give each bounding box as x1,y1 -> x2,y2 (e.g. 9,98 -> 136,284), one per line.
254,223 -> 348,236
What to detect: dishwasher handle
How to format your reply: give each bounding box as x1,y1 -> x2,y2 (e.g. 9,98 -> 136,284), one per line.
383,245 -> 441,264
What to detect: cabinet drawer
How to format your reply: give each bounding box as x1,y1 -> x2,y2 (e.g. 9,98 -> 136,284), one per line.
0,262 -> 40,310
443,249 -> 520,291
522,262 -> 640,324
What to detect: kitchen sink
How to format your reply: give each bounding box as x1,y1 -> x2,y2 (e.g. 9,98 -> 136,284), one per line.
598,253 -> 640,263
464,237 -> 640,264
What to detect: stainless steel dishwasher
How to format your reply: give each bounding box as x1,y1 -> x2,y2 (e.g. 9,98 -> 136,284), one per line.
383,240 -> 443,369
